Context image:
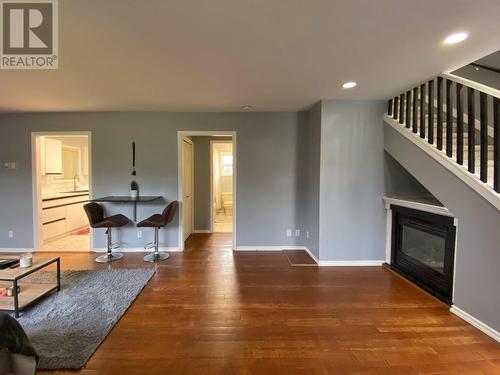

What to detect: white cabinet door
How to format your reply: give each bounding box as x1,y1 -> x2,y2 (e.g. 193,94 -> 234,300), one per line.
66,202 -> 88,232
42,220 -> 66,240
44,138 -> 63,174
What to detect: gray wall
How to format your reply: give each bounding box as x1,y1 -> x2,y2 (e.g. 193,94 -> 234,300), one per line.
384,151 -> 434,198
319,100 -> 386,261
296,103 -> 321,259
385,123 -> 500,332
192,137 -> 211,231
0,112 -> 301,249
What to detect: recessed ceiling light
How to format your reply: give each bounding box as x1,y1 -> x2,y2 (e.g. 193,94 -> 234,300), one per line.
241,105 -> 253,111
342,81 -> 357,89
444,32 -> 468,44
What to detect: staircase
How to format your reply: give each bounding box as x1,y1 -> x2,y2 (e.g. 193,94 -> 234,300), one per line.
386,73 -> 499,197
384,74 -> 500,337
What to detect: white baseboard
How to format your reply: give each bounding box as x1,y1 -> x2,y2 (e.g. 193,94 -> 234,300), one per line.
0,248 -> 35,253
235,246 -> 286,251
193,230 -> 211,233
93,246 -> 181,253
450,305 -> 500,342
318,260 -> 385,267
234,246 -> 382,267
299,247 -> 319,264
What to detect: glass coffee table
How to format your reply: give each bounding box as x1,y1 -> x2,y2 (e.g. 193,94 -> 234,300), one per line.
0,256 -> 60,318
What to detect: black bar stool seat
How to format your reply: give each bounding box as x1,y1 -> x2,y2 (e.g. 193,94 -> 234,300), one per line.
137,201 -> 178,263
84,202 -> 130,263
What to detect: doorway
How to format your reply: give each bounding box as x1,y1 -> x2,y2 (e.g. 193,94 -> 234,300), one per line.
178,131 -> 236,251
32,132 -> 92,251
211,141 -> 233,233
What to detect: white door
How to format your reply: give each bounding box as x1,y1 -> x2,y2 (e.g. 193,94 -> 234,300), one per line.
182,139 -> 193,241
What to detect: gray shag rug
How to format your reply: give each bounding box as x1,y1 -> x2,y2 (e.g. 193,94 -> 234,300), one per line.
16,269 -> 155,370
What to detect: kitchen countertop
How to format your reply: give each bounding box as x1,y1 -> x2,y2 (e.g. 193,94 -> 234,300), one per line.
42,191 -> 89,201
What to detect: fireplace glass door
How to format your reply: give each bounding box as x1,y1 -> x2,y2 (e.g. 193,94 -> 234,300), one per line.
401,224 -> 446,273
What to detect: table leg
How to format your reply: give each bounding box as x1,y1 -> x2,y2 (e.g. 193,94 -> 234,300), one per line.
56,258 -> 61,291
134,201 -> 137,222
13,279 -> 19,318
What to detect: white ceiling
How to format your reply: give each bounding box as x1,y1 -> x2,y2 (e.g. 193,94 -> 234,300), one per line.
1,0 -> 500,112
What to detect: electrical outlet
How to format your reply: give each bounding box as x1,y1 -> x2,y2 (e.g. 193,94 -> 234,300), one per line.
306,231 -> 310,239
295,229 -> 300,237
8,230 -> 14,238
286,229 -> 292,237
137,230 -> 142,239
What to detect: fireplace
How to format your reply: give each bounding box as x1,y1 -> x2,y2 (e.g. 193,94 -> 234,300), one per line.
390,205 -> 456,304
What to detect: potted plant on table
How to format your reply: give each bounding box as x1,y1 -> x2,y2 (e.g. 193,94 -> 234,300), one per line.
130,180 -> 139,199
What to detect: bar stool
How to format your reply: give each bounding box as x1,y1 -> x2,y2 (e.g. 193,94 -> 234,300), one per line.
83,202 -> 130,263
137,201 -> 178,263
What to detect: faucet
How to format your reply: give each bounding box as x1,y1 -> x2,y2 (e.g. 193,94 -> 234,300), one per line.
73,175 -> 80,191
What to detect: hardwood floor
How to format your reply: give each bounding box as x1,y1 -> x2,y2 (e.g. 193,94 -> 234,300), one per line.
32,233 -> 499,374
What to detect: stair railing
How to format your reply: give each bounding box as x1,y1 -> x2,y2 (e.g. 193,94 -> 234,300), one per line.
387,73 -> 500,193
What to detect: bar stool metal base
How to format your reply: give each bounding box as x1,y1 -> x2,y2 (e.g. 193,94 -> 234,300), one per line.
95,252 -> 124,263
144,252 -> 169,263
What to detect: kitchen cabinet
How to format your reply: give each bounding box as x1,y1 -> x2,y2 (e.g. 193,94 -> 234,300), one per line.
42,220 -> 66,241
43,137 -> 63,175
41,194 -> 89,241
66,202 -> 88,232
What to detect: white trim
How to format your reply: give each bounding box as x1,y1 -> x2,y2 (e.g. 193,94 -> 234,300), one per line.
318,260 -> 385,267
93,247 -> 181,253
193,229 -> 211,234
31,131 -> 93,252
442,72 -> 500,100
177,131 -> 237,251
384,206 -> 392,264
235,246 -> 382,267
235,246 -> 285,251
235,245 -> 316,254
383,196 -> 454,217
451,219 -> 459,303
0,248 -> 35,253
450,305 -> 500,342
384,115 -> 500,211
302,246 -> 319,264
209,141 -> 214,234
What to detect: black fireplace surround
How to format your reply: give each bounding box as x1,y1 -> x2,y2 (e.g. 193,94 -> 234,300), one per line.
390,205 -> 456,304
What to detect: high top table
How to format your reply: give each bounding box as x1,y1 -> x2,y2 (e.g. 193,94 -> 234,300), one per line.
91,196 -> 162,221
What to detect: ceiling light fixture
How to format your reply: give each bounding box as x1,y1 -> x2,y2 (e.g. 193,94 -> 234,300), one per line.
444,32 -> 468,45
241,105 -> 253,111
342,81 -> 357,89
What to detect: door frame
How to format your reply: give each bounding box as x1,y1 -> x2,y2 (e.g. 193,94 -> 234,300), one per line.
177,131 -> 237,251
210,140 -> 233,234
31,131 -> 93,252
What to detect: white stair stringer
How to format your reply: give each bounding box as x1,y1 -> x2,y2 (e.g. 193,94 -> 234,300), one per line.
384,114 -> 500,211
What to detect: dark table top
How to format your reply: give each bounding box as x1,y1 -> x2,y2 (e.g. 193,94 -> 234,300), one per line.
92,196 -> 162,203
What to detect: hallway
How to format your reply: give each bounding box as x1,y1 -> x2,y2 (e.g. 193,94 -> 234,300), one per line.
38,233 -> 500,374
